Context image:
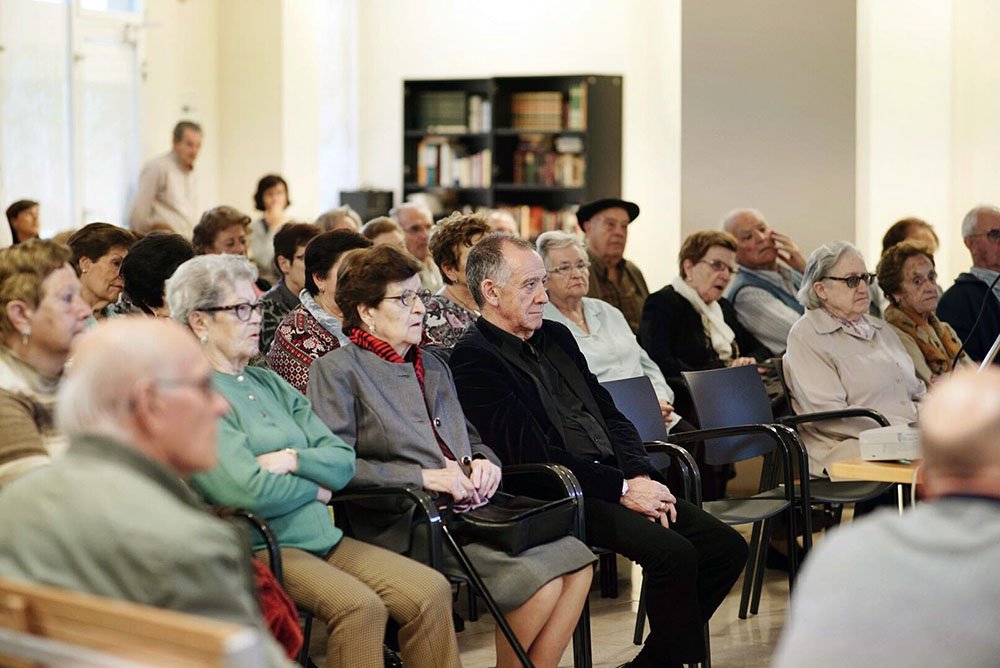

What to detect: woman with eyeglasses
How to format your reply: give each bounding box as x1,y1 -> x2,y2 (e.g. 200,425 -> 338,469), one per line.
166,254 -> 462,668
266,230 -> 372,393
537,230 -> 682,430
876,240 -> 973,388
784,241 -> 925,477
422,212 -> 491,348
639,231 -> 771,499
307,244 -> 594,668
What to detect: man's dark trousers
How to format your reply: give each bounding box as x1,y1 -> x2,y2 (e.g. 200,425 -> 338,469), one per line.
585,497 -> 748,667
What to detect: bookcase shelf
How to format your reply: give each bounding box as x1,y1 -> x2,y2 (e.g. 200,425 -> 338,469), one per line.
403,75 -> 622,238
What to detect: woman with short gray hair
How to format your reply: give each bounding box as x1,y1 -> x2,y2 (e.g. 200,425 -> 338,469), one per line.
537,230 -> 681,429
783,241 -> 924,477
166,253 -> 463,668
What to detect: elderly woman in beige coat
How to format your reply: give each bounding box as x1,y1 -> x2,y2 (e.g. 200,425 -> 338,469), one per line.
783,241 -> 925,477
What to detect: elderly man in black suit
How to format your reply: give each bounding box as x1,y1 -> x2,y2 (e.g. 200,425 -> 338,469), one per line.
449,233 -> 748,668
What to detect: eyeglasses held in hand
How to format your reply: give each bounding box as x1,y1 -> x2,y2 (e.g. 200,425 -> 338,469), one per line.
198,302 -> 264,321
382,288 -> 432,308
822,273 -> 876,289
698,259 -> 739,274
968,228 -> 1000,243
547,260 -> 591,277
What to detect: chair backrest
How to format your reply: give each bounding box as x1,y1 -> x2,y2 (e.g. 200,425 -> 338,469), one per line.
600,376 -> 669,442
0,577 -> 268,668
771,356 -> 794,417
682,365 -> 778,465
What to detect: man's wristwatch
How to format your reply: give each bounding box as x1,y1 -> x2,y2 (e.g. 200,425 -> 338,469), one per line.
621,479 -> 629,497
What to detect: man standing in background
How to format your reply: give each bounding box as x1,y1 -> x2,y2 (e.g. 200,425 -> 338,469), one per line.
129,120 -> 203,237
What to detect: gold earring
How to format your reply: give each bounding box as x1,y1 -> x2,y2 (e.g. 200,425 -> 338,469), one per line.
21,328 -> 30,347
370,321 -> 377,335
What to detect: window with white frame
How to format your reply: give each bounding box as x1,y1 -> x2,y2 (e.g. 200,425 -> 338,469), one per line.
0,0 -> 141,238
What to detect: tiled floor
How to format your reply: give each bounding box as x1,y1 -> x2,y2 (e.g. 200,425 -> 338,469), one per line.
456,526 -> 791,668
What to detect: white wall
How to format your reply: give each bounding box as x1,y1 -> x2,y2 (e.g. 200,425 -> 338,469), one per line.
356,0 -> 682,289
139,0 -> 220,214
856,0 -> 953,279
681,0 -> 856,261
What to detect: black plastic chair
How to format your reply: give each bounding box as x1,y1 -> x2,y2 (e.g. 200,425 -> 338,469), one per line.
682,364 -> 894,617
601,376 -> 736,668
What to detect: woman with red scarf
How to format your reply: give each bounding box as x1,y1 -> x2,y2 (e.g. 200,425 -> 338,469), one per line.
307,244 -> 594,668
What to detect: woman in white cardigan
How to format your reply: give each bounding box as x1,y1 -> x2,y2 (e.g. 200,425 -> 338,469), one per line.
536,231 -> 681,430
783,241 -> 924,477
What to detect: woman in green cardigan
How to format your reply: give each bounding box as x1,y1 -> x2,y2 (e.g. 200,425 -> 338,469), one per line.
166,254 -> 460,668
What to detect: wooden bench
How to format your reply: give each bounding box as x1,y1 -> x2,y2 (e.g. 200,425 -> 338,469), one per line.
0,576 -> 270,667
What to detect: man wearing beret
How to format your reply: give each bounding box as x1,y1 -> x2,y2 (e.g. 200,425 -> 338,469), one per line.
578,198 -> 649,333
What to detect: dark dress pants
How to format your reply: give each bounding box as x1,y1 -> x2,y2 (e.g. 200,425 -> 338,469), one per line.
585,497 -> 748,667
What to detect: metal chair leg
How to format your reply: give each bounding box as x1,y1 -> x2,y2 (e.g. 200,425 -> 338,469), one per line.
750,519 -> 772,615
738,521 -> 763,619
439,523 -> 535,668
632,573 -> 647,645
572,598 -> 593,668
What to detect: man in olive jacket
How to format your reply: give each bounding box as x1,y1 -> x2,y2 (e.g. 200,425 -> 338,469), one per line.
0,319 -> 295,667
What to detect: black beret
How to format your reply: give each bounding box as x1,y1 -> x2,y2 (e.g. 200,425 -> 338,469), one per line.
576,198 -> 640,227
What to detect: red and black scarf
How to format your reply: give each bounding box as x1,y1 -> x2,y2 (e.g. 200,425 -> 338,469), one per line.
347,328 -> 454,460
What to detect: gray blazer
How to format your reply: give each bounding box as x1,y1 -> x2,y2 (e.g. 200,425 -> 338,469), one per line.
307,344 -> 500,552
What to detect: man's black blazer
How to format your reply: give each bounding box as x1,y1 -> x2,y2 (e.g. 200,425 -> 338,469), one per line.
449,319 -> 658,503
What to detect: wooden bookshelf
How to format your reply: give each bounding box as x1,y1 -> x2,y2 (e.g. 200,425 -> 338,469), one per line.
402,75 -> 623,238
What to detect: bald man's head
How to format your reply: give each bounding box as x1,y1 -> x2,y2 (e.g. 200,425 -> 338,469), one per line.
58,318 -> 228,476
920,368 -> 1000,498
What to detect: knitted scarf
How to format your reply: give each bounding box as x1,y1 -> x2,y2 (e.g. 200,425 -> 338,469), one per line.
884,304 -> 964,375
671,275 -> 737,361
346,328 -> 454,460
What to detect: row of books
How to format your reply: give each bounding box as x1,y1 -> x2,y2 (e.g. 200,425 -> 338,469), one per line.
467,95 -> 491,133
510,83 -> 588,132
416,138 -> 492,188
495,205 -> 580,241
511,134 -> 585,187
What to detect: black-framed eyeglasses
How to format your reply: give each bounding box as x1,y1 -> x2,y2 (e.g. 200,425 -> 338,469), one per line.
197,302 -> 264,321
547,260 -> 591,277
382,288 -> 431,308
699,259 -> 739,275
822,273 -> 876,289
968,228 -> 1000,243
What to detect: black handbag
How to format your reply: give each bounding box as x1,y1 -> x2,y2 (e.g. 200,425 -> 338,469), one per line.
447,491 -> 577,556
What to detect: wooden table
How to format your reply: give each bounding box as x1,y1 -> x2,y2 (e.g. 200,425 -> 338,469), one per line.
827,457 -> 921,484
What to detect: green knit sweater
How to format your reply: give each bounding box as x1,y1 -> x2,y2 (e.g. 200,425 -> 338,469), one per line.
189,366 -> 356,554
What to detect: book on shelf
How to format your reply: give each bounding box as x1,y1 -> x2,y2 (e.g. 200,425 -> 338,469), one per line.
467,95 -> 492,133
511,91 -> 563,131
495,204 -> 578,240
417,91 -> 468,132
566,82 -> 587,131
416,136 -> 491,188
511,134 -> 586,187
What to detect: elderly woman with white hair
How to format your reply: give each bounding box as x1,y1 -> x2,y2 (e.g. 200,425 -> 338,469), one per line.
783,241 -> 925,477
537,230 -> 681,429
165,254 -> 461,668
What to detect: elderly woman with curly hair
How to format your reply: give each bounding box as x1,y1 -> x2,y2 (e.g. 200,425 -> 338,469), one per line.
307,244 -> 594,668
167,254 -> 461,668
784,241 -> 925,476
0,240 -> 91,483
876,240 -> 972,387
422,211 -> 491,347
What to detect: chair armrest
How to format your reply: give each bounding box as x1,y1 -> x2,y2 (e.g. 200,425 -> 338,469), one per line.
643,440 -> 701,505
215,507 -> 284,584
502,464 -> 586,542
330,486 -> 446,569
658,423 -> 807,508
779,408 -> 890,429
